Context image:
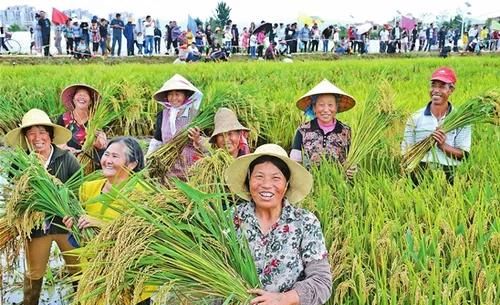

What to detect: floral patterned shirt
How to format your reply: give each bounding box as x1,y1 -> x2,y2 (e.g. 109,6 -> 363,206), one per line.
291,118 -> 351,169
233,200 -> 328,293
57,112 -> 87,150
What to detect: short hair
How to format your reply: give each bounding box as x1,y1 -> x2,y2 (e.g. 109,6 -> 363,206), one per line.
244,155 -> 291,190
106,137 -> 145,172
116,13 -> 121,18
22,125 -> 55,141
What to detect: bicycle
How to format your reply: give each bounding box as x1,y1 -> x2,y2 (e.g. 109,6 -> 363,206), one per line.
1,32 -> 21,54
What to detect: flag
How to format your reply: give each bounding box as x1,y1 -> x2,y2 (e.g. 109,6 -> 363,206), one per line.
52,7 -> 68,25
491,20 -> 500,31
401,16 -> 416,30
187,15 -> 197,33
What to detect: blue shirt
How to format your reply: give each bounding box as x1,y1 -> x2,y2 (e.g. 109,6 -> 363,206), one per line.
110,18 -> 124,37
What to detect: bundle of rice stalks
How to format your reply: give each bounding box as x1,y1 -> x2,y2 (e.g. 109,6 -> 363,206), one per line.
147,88 -> 256,182
3,149 -> 93,246
402,90 -> 500,172
343,90 -> 393,172
75,178 -> 260,305
78,97 -> 119,174
187,148 -> 234,195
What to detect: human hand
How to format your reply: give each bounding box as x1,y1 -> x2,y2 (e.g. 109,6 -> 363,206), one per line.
93,131 -> 108,150
431,128 -> 447,147
62,216 -> 74,229
248,289 -> 299,305
77,215 -> 103,229
187,127 -> 202,148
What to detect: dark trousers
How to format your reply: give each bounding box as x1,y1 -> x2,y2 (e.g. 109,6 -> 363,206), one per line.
66,38 -> 74,54
92,42 -> 99,53
0,37 -> 9,51
42,33 -> 50,56
410,162 -> 456,186
126,38 -> 134,56
154,38 -> 161,54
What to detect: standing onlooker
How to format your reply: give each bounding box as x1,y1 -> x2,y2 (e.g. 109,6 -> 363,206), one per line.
204,24 -> 213,55
71,20 -> 81,51
154,25 -> 162,54
223,25 -> 232,52
249,32 -> 257,58
63,19 -> 74,55
33,13 -> 42,54
90,20 -> 101,55
0,22 -> 9,53
99,18 -> 108,56
38,10 -> 51,56
310,23 -> 320,52
231,24 -> 239,53
54,24 -> 63,55
110,13 -> 125,56
379,26 -> 389,53
391,21 -> 402,53
299,24 -> 310,52
322,25 -> 333,53
136,32 -> 144,55
80,19 -> 89,47
143,15 -> 155,56
418,26 -> 426,51
124,18 -> 135,56
269,23 -> 277,43
256,29 -> 265,57
164,22 -> 172,54
240,27 -> 249,54
277,23 -> 286,42
170,21 -> 181,55
425,23 -> 434,52
195,25 -> 205,54
410,24 -> 418,51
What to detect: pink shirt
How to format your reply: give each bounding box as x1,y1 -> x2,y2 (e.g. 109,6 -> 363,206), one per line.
318,119 -> 336,134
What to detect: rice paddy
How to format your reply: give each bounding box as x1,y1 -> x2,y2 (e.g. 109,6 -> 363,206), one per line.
0,55 -> 499,305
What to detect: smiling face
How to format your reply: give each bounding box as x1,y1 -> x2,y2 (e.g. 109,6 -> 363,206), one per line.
72,88 -> 92,111
249,161 -> 288,211
214,130 -> 241,157
429,80 -> 454,106
100,142 -> 137,181
313,94 -> 337,124
166,90 -> 187,108
24,125 -> 53,155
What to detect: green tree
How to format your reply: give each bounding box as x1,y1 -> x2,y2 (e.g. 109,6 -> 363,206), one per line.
194,17 -> 203,28
8,23 -> 22,32
213,1 -> 231,28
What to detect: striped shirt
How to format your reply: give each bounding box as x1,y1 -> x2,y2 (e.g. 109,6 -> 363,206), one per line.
402,102 -> 471,166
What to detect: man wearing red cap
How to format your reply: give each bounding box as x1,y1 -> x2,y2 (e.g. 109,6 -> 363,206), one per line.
402,67 -> 471,185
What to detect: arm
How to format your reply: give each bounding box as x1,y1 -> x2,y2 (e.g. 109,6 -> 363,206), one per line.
290,129 -> 303,162
291,258 -> 332,305
432,126 -> 471,160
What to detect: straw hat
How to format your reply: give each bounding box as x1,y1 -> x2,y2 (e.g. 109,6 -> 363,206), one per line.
296,79 -> 356,113
60,84 -> 101,111
209,108 -> 250,142
5,109 -> 72,149
153,74 -> 201,102
225,144 -> 313,204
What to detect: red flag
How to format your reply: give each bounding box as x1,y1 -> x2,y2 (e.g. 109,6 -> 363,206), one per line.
52,8 -> 69,25
401,16 -> 416,31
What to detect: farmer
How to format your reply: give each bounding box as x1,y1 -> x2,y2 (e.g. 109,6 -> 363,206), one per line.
225,144 -> 332,305
401,67 -> 471,185
56,84 -> 107,169
146,74 -> 203,180
189,107 -> 251,158
290,79 -> 357,178
62,136 -> 152,305
5,109 -> 81,305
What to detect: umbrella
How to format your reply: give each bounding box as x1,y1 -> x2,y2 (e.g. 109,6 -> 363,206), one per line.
253,22 -> 272,35
298,15 -> 324,26
357,23 -> 372,34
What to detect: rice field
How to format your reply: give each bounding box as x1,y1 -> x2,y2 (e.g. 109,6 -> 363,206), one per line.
0,55 -> 499,305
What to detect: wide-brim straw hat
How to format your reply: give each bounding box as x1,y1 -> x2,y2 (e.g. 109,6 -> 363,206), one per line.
60,84 -> 101,111
153,74 -> 201,102
209,107 -> 250,142
225,144 -> 313,204
5,108 -> 72,149
296,79 -> 356,113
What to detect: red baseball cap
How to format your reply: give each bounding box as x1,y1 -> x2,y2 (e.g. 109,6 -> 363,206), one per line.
431,67 -> 457,85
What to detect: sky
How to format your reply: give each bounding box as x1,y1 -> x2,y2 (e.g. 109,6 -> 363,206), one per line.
1,0 -> 499,25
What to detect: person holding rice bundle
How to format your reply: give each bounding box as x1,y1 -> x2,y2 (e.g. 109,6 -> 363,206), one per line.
57,84 -> 108,168
290,79 -> 357,178
146,74 -> 203,180
189,107 -> 251,158
5,109 -> 81,305
62,136 -> 152,305
225,144 -> 332,305
401,67 -> 471,185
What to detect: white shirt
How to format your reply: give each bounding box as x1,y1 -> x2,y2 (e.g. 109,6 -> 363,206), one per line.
144,20 -> 155,36
380,30 -> 389,41
402,103 -> 471,166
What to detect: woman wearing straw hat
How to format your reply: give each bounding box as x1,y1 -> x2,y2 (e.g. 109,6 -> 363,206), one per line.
57,84 -> 107,167
192,107 -> 251,158
147,74 -> 203,179
290,79 -> 356,178
5,108 -> 81,305
225,144 -> 332,305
